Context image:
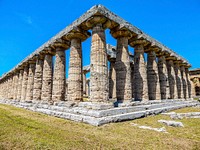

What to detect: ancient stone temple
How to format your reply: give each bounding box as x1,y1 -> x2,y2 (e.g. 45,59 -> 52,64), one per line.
0,5 -> 198,126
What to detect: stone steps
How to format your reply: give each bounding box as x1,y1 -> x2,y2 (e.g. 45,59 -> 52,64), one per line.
0,99 -> 199,126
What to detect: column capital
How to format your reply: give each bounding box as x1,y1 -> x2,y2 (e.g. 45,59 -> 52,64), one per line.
41,47 -> 56,56
63,27 -> 91,42
50,39 -> 70,50
110,27 -> 132,39
35,54 -> 45,60
86,15 -> 107,28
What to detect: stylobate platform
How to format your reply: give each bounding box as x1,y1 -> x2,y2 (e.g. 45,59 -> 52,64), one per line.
0,99 -> 199,126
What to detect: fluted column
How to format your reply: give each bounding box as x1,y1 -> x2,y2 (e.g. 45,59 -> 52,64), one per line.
33,56 -> 44,100
52,47 -> 66,102
17,69 -> 23,100
158,55 -> 170,99
166,59 -> 178,99
111,30 -> 132,102
21,66 -> 29,100
180,65 -> 187,99
10,75 -> 15,99
67,38 -> 83,101
41,53 -> 53,102
174,61 -> 184,99
83,72 -> 87,96
185,68 -> 191,98
131,63 -> 134,99
90,24 -> 109,102
133,44 -> 148,101
13,72 -> 19,100
8,77 -> 13,99
26,62 -> 35,100
86,79 -> 90,97
65,80 -> 68,101
109,59 -> 116,99
5,79 -> 9,99
147,50 -> 161,100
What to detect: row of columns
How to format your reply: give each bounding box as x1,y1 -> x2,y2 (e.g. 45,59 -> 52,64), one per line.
0,17 -> 193,103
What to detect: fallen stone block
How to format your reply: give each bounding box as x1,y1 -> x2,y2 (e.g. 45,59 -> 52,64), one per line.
158,120 -> 184,127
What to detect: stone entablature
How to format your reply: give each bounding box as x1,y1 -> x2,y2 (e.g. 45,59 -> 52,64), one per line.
0,5 -> 193,104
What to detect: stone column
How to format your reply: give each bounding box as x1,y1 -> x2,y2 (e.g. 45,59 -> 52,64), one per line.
68,38 -> 83,101
166,59 -> 178,99
83,72 -> 87,96
147,50 -> 161,100
90,24 -> 109,102
8,77 -> 13,99
17,69 -> 24,100
33,55 -> 44,100
185,68 -> 191,98
64,29 -> 89,102
65,80 -> 68,101
86,79 -> 90,97
180,65 -> 187,99
157,55 -> 170,99
131,63 -> 134,99
5,79 -> 9,99
52,47 -> 66,102
41,53 -> 53,102
109,59 -> 116,99
111,30 -> 132,102
21,65 -> 29,100
13,72 -> 19,100
26,62 -> 35,100
10,75 -> 15,99
174,61 -> 184,99
133,44 -> 148,101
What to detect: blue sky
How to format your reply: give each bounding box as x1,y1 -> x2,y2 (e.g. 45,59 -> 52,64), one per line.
0,0 -> 200,77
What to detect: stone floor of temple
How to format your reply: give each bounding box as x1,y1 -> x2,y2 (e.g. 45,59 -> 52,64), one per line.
0,99 -> 199,126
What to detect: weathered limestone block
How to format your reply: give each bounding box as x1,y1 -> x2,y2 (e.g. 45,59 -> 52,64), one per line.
17,69 -> 24,100
180,66 -> 187,99
41,54 -> 53,102
109,59 -> 116,99
115,36 -> 132,102
147,50 -> 161,100
21,66 -> 29,100
33,56 -> 44,100
90,24 -> 109,102
52,48 -> 66,102
158,55 -> 169,99
68,38 -> 83,101
134,44 -> 148,101
167,60 -> 178,99
26,63 -> 35,100
174,62 -> 184,99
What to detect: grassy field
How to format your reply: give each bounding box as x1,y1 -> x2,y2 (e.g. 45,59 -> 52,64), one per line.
0,104 -> 200,150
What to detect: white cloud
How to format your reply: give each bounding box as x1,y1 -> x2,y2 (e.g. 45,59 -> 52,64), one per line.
15,12 -> 33,25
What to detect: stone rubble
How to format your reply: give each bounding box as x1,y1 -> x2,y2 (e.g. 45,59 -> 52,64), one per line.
158,120 -> 184,127
130,123 -> 168,133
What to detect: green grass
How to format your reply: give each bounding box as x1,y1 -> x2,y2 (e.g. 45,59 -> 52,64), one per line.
0,104 -> 200,150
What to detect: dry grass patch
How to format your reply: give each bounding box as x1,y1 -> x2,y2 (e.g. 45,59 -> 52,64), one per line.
0,104 -> 199,150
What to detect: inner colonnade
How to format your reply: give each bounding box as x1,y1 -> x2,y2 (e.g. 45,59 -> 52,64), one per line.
0,5 -> 193,105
